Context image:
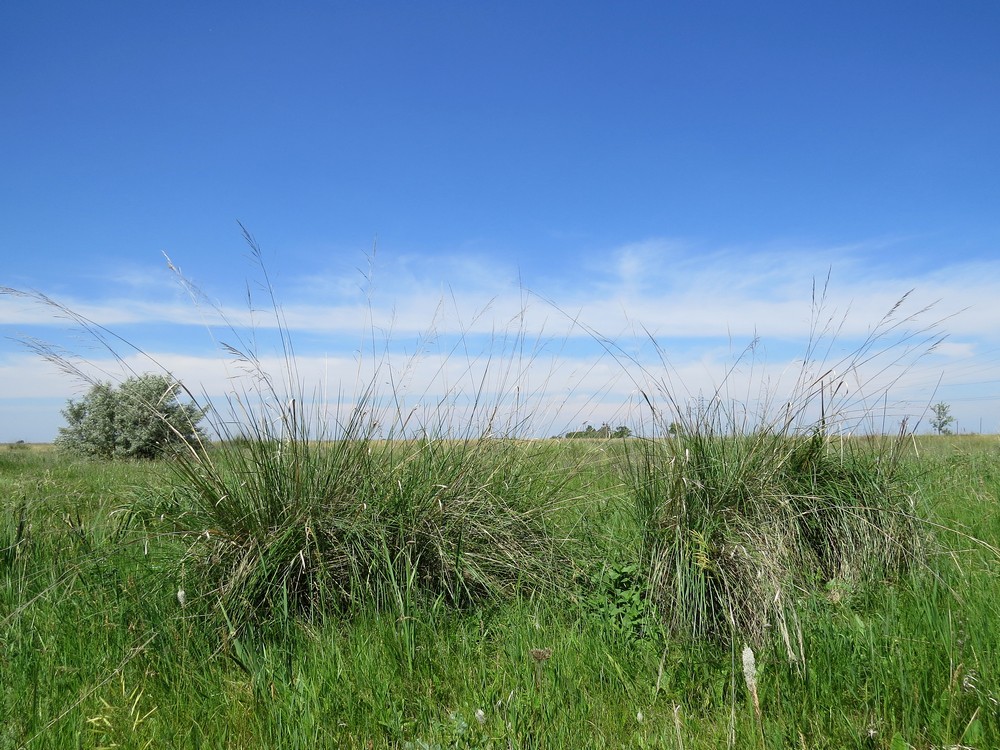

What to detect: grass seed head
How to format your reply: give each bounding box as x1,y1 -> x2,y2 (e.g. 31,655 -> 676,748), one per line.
530,648 -> 552,662
741,644 -> 757,695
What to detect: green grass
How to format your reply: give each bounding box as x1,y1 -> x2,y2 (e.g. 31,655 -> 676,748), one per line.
3,438 -> 1000,749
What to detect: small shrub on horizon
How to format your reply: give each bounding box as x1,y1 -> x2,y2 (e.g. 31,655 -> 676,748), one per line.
56,374 -> 206,460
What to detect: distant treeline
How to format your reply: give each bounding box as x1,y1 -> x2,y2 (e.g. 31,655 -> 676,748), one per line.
560,423 -> 632,439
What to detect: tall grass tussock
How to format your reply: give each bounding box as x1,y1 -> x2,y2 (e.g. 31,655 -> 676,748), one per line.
618,281 -> 938,645
7,233 -> 573,632
170,422 -> 567,628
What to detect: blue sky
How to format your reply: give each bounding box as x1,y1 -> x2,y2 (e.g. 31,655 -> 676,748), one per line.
2,2 -> 999,441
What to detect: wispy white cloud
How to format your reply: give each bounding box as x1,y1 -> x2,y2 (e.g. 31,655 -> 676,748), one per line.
927,341 -> 978,359
3,237 -> 999,441
6,239 -> 994,343
547,238 -> 991,343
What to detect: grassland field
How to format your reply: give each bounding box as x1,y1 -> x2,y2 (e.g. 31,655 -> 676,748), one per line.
2,434 -> 999,749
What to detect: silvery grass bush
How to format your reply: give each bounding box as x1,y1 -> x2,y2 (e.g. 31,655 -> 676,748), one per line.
55,374 -> 206,460
3,230 -> 577,631
615,281 -> 944,646
160,234 -> 580,629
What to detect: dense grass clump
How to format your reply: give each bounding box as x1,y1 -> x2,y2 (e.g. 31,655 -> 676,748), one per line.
149,250 -> 571,629
617,285 -> 938,646
625,428 -> 919,645
167,428 -> 568,629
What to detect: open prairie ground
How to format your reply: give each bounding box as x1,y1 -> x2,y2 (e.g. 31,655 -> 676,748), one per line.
2,435 -> 999,749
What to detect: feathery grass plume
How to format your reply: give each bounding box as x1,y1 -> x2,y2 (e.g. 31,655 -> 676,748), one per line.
3,228 -> 593,633
742,643 -> 766,747
742,644 -> 760,718
158,231 -> 586,630
614,278 -> 943,644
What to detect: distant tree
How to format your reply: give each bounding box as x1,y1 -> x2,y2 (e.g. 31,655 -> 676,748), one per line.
930,402 -> 955,435
667,421 -> 684,437
612,426 -> 632,438
56,374 -> 206,460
